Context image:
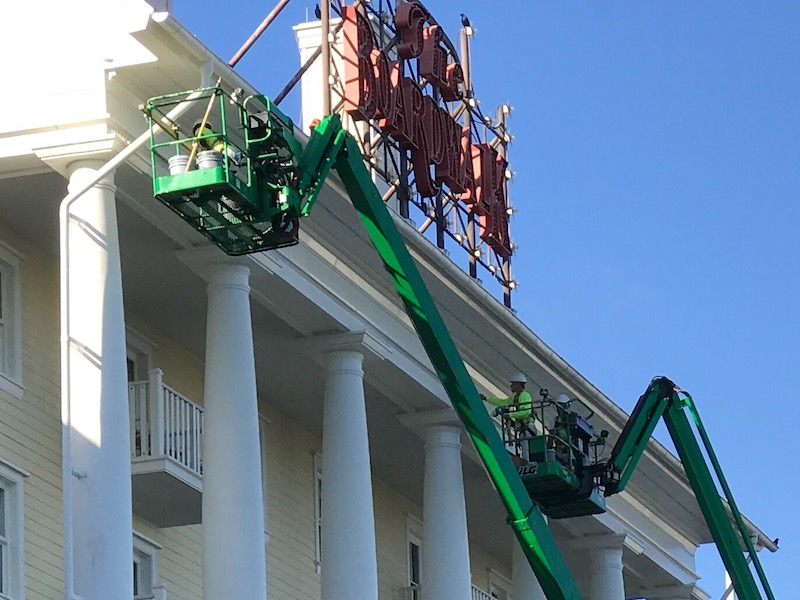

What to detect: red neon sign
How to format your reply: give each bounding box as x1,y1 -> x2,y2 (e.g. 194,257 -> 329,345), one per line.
342,2 -> 513,258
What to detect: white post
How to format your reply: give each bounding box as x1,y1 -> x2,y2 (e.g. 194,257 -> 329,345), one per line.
152,582 -> 168,600
64,161 -> 133,600
420,424 -> 472,600
148,368 -> 165,456
202,264 -> 267,600
320,345 -> 379,600
585,534 -> 626,600
512,524 -> 548,600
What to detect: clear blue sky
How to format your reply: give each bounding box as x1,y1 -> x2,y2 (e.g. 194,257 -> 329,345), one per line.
175,1 -> 797,597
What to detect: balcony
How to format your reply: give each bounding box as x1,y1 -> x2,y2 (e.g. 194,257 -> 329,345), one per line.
129,369 -> 203,527
405,584 -> 500,600
471,584 -> 498,600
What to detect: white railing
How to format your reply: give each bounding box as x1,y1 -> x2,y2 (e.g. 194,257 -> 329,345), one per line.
405,584 -> 493,600
471,584 -> 494,600
129,368 -> 203,476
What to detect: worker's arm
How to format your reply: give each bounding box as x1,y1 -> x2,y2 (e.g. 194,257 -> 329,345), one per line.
483,391 -> 533,422
482,394 -> 514,407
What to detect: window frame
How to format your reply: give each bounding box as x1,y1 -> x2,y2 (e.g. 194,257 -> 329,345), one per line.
133,531 -> 161,600
125,327 -> 156,383
488,568 -> 512,600
0,245 -> 23,399
406,515 -> 423,600
258,413 -> 270,546
313,452 -> 322,573
0,458 -> 28,600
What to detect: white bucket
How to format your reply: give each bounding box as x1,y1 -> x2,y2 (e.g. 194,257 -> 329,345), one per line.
197,150 -> 224,170
168,154 -> 191,175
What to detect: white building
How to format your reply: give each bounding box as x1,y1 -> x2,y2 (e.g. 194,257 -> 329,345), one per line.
0,1 -> 775,599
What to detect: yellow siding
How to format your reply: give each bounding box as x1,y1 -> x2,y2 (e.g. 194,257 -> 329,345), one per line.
374,482 -> 422,600
125,313 -> 206,405
470,543 -> 512,595
0,226 -> 64,600
262,405 -> 322,600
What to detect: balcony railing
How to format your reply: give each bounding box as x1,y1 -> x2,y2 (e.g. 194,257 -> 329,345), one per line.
405,584 -> 496,600
129,369 -> 204,476
471,584 -> 495,600
129,368 -> 203,527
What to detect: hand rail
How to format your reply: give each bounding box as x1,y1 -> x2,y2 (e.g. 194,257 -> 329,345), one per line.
128,376 -> 204,476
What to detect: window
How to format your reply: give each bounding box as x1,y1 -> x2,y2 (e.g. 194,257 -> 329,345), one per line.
126,329 -> 155,458
133,531 -> 161,600
0,246 -> 22,398
488,570 -> 511,600
0,458 -> 28,600
313,453 -> 322,572
259,414 -> 270,545
125,328 -> 155,383
406,515 -> 423,600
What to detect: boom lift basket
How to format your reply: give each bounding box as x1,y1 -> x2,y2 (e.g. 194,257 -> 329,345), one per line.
145,87 -> 303,254
499,399 -> 607,519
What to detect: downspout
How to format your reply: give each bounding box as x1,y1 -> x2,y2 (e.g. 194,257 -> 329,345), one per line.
60,63 -> 213,600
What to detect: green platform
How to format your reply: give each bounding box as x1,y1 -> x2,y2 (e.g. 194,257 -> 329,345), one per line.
520,461 -> 607,519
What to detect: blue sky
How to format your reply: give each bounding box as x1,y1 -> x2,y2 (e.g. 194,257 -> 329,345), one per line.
175,1 -> 797,596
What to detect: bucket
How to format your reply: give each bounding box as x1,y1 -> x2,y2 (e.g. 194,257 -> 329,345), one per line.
197,150 -> 224,170
168,154 -> 191,175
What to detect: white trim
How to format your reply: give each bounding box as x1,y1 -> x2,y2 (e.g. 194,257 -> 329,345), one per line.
258,414 -> 270,541
0,245 -> 22,395
0,459 -> 26,600
133,530 -> 162,552
0,460 -> 28,481
133,530 -> 160,600
487,569 -> 512,600
405,514 -> 423,596
125,326 -> 159,356
0,376 -> 22,401
125,327 -> 156,382
313,452 -> 322,572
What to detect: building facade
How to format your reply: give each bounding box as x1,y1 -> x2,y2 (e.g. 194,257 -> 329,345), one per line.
0,1 -> 775,599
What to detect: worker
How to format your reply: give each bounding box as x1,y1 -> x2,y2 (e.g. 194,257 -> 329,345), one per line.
192,121 -> 242,171
551,393 -> 573,465
480,372 -> 535,456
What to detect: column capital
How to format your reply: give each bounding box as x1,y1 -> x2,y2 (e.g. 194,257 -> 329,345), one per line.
398,408 -> 462,431
571,532 -> 641,552
36,134 -> 124,178
424,423 -> 462,450
175,246 -> 252,283
301,330 -> 391,361
67,160 -> 116,195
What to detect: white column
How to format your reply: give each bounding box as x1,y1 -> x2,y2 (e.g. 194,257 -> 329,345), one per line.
512,523 -> 548,600
320,345 -> 378,600
586,534 -> 626,600
202,264 -> 267,600
420,424 -> 472,600
65,161 -> 133,600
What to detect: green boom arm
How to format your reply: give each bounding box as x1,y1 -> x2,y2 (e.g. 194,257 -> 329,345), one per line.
303,114 -> 583,599
605,377 -> 775,600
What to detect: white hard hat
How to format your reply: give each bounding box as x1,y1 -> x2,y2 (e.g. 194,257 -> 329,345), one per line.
510,372 -> 527,384
554,393 -> 571,404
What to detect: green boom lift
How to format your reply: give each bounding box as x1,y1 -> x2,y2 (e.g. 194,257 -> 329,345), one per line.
145,87 -> 775,600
